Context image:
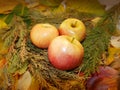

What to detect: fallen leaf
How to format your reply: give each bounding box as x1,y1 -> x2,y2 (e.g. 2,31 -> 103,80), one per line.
16,71 -> 32,90
0,0 -> 26,14
106,46 -> 120,65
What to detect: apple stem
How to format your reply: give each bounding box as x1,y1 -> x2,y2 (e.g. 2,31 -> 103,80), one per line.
71,21 -> 77,28
71,37 -> 75,43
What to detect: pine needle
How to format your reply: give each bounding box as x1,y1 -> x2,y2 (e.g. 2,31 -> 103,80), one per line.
79,14 -> 116,77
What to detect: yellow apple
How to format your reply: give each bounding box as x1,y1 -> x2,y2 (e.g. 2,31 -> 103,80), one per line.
59,18 -> 86,42
30,23 -> 59,48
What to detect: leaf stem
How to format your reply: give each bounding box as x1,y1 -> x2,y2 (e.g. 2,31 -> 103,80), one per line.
71,37 -> 75,43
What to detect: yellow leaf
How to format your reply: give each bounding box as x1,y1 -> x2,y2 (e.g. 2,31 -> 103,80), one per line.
33,4 -> 52,16
0,0 -> 26,14
65,0 -> 106,16
91,17 -> 101,26
28,77 -> 40,90
39,0 -> 63,7
51,4 -> 66,15
0,20 -> 8,29
0,46 -> 8,55
106,46 -> 120,65
0,38 -> 8,59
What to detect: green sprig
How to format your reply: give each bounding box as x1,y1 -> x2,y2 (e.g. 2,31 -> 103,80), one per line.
79,15 -> 116,76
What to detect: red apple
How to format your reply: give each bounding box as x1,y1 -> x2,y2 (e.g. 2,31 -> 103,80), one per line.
48,35 -> 84,70
30,23 -> 59,48
86,66 -> 119,90
59,18 -> 86,42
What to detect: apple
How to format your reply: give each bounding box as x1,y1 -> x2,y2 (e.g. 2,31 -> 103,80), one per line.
59,18 -> 86,42
30,23 -> 59,48
48,35 -> 84,70
86,66 -> 119,90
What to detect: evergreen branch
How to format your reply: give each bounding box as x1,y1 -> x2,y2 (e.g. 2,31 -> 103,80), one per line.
79,15 -> 116,77
3,15 -> 85,89
1,2 -> 119,89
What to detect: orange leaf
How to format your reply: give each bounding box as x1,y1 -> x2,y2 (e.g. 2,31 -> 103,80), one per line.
0,58 -> 6,68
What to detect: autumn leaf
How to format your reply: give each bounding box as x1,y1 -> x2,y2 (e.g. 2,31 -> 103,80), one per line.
0,0 -> 27,14
0,58 -> 6,68
0,20 -> 8,30
39,0 -> 63,7
16,71 -> 32,90
106,46 -> 120,65
65,0 -> 106,16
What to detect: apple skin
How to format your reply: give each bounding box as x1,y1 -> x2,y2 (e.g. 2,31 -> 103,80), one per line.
48,35 -> 84,70
59,18 -> 86,42
30,23 -> 59,49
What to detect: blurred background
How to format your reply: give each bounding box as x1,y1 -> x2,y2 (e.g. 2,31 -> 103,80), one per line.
0,0 -> 120,14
